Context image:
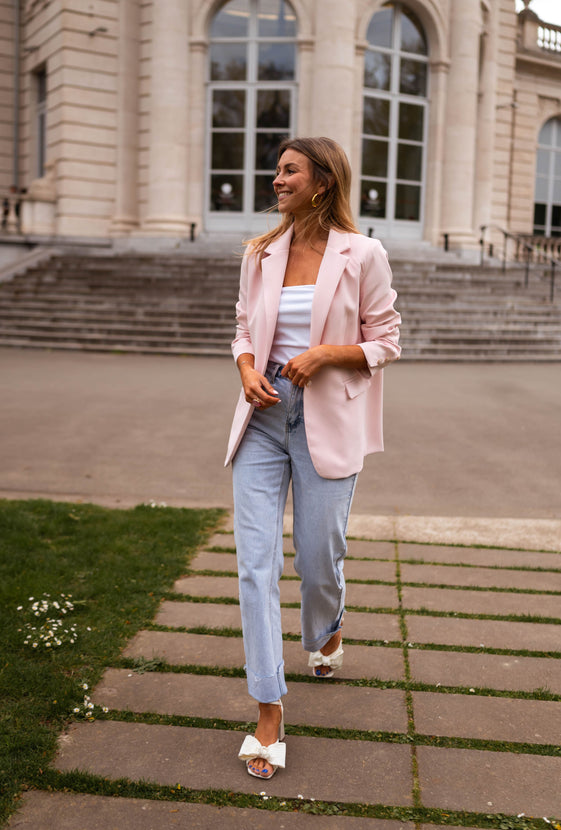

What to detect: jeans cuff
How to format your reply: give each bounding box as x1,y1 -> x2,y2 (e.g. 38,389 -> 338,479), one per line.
245,662 -> 288,703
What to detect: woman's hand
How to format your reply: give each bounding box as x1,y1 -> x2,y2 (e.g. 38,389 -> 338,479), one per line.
281,346 -> 329,387
281,344 -> 368,387
240,364 -> 280,409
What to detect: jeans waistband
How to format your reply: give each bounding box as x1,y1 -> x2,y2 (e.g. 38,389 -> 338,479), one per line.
266,360 -> 285,380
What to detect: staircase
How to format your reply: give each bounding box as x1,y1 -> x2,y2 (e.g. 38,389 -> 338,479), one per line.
0,249 -> 560,360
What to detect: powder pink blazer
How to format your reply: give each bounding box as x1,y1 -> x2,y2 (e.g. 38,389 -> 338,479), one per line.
224,227 -> 401,479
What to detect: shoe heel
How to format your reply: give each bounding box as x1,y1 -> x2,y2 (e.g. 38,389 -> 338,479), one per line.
271,699 -> 285,741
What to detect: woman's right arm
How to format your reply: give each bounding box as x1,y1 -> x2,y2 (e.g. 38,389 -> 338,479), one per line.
232,254 -> 280,409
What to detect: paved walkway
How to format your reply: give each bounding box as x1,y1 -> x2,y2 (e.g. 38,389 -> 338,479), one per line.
1,348 -> 561,827
7,522 -> 561,828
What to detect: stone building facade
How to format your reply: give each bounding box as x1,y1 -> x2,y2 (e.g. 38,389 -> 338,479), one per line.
1,0 -> 561,250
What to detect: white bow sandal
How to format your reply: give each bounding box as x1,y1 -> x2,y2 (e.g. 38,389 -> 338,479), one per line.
308,642 -> 344,678
238,700 -> 286,779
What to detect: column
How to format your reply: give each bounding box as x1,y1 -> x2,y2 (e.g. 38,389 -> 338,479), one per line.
310,0 -> 356,152
111,0 -> 140,235
423,60 -> 450,245
440,0 -> 480,244
473,3 -> 498,233
142,0 -> 191,235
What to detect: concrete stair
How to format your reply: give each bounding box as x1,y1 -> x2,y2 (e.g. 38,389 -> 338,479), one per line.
0,250 -> 560,360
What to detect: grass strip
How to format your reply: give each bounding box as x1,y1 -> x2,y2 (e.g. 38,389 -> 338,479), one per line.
146,623 -> 561,659
31,768 -> 561,826
113,656 -> 561,701
84,708 -> 561,757
0,498 -> 224,828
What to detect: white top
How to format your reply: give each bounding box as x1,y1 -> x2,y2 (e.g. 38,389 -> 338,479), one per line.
269,285 -> 315,365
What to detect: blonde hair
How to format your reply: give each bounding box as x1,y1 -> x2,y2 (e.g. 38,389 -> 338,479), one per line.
245,136 -> 359,261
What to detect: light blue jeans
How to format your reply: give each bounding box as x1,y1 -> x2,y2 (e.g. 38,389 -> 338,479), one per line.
232,362 -> 357,703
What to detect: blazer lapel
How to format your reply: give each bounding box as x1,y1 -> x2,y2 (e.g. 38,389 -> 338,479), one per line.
310,229 -> 350,347
259,226 -> 293,365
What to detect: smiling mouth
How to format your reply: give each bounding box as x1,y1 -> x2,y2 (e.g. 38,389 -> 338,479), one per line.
277,191 -> 291,200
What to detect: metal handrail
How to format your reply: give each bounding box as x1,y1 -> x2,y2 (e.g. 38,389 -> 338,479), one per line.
479,224 -> 558,302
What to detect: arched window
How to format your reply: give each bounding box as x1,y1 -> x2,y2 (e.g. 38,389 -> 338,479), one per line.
207,0 -> 297,230
534,117 -> 561,237
360,2 -> 428,237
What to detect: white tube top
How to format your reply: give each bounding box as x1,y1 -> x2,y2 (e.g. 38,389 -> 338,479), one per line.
268,285 -> 315,365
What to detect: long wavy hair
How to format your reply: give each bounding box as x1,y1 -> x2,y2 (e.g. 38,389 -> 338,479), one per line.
245,136 -> 359,261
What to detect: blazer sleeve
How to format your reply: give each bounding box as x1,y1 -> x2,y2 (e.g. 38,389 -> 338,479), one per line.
357,239 -> 401,371
231,251 -> 255,363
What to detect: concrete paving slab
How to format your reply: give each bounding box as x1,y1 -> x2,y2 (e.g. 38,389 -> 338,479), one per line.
155,600 -> 243,630
205,533 -> 236,549
155,601 -> 402,642
189,552 -> 397,582
393,516 -> 561,553
406,615 -> 561,652
347,540 -> 396,559
399,543 -> 561,570
202,537 -> 396,560
190,551 -> 239,573
123,631 -> 405,681
401,563 -> 561,592
412,691 -> 561,745
417,745 -> 561,815
93,669 -> 408,732
174,576 -> 400,610
54,721 -> 414,805
6,791 -> 415,830
401,586 -> 561,619
409,648 -> 561,693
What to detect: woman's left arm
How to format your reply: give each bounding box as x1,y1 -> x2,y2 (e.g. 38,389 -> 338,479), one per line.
281,240 -> 401,388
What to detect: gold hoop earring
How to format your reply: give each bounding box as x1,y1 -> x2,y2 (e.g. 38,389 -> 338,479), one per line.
311,193 -> 321,208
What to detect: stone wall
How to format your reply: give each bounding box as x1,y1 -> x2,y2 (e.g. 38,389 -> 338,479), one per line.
20,0 -> 119,236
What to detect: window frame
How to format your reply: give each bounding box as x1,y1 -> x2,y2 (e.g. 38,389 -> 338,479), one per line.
359,2 -> 429,239
205,0 -> 298,232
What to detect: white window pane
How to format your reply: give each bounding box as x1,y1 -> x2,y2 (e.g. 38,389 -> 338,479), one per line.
535,176 -> 549,202
366,7 -> 393,48
257,0 -> 296,37
539,118 -> 554,146
536,149 -> 549,175
210,43 -> 247,80
400,8 -> 427,55
211,0 -> 250,37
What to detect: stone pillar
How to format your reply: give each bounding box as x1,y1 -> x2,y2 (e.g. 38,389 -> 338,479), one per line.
423,61 -> 450,246
310,0 -> 356,152
142,0 -> 191,235
474,4 -> 498,234
440,0 -> 480,245
111,0 -> 140,235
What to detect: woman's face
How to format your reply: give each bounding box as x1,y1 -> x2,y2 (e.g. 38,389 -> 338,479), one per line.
273,149 -> 322,216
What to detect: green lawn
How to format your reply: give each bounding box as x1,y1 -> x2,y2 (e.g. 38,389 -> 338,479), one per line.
0,498 -> 223,826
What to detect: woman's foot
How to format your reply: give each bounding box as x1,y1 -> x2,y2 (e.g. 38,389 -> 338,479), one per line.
309,629 -> 344,678
240,701 -> 285,778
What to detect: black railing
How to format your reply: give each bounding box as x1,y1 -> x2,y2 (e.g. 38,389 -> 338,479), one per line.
479,224 -> 558,302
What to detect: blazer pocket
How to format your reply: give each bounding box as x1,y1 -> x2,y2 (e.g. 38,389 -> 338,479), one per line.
344,372 -> 371,399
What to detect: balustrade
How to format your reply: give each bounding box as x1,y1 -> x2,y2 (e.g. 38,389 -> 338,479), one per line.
538,21 -> 561,53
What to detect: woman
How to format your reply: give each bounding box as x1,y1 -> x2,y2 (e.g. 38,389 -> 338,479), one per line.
224,136 -> 401,779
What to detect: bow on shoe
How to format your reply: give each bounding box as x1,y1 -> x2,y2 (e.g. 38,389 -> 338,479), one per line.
308,643 -> 344,669
238,735 -> 286,768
